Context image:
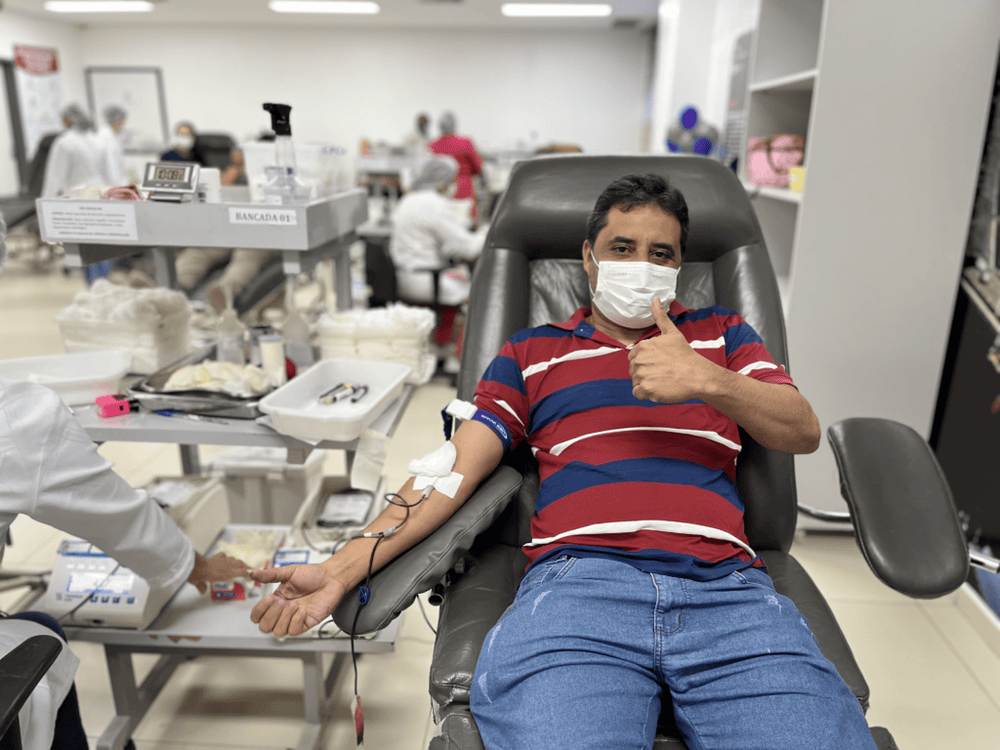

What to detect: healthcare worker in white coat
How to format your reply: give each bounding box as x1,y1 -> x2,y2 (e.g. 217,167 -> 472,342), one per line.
41,104 -> 107,199
92,104 -> 128,187
389,155 -> 484,307
0,216 -> 250,750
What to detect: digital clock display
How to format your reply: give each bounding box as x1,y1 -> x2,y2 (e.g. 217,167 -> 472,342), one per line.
142,161 -> 200,198
153,166 -> 188,182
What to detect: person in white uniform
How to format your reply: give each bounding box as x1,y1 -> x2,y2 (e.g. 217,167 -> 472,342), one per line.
0,217 -> 250,750
41,104 -> 108,199
389,155 -> 484,307
92,104 -> 128,187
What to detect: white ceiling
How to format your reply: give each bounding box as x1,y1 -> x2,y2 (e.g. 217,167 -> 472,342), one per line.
5,0 -> 660,31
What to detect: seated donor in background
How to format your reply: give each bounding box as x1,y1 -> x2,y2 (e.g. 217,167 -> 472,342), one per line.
249,174 -> 877,750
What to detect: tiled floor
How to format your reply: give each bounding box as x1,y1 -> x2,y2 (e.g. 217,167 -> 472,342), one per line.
3,258 -> 1000,749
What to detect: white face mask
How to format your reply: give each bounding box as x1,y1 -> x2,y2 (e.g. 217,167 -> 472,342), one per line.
589,249 -> 679,329
174,133 -> 195,151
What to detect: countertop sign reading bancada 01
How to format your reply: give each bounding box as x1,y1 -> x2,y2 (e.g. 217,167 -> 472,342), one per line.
228,207 -> 299,226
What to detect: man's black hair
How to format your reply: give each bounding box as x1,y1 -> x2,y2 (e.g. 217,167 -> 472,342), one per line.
585,173 -> 689,257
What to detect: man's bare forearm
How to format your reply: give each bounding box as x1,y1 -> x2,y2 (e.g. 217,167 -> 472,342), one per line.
703,371 -> 820,454
318,419 -> 504,592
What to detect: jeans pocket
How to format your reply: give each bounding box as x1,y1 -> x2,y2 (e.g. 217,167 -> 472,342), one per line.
519,555 -> 577,593
731,568 -> 777,591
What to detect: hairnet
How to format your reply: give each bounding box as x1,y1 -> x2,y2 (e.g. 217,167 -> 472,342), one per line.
439,111 -> 457,135
410,156 -> 458,191
61,103 -> 93,131
103,104 -> 127,124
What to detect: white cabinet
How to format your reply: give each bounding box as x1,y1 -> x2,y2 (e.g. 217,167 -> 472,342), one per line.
741,0 -> 1000,521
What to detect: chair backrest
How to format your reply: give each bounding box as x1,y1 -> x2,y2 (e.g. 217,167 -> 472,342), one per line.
26,133 -> 59,199
458,154 -> 798,554
195,133 -> 237,171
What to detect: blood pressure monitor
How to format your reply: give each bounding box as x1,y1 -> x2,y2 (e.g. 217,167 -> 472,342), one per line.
141,161 -> 201,202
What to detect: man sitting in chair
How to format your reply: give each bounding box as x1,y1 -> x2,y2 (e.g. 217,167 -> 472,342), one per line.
250,174 -> 877,750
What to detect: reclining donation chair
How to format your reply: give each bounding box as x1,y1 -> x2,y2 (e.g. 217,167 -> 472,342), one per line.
332,155 -> 984,749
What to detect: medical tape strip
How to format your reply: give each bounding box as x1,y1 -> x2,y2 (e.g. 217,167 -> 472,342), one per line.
412,472 -> 464,499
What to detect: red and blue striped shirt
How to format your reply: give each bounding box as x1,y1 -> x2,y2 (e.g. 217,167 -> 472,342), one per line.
472,302 -> 795,580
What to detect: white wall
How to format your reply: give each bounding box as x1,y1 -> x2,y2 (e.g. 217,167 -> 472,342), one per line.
0,10 -> 85,194
79,24 -> 655,155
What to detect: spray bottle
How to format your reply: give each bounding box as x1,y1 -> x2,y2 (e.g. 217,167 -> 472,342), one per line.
262,102 -> 309,205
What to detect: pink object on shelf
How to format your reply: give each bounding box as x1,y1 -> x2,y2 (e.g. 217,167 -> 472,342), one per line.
747,135 -> 805,188
95,394 -> 131,418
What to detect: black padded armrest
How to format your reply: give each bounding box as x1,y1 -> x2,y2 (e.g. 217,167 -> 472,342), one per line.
827,418 -> 969,598
429,544 -> 526,708
332,466 -> 523,634
761,551 -> 870,712
0,633 -> 63,739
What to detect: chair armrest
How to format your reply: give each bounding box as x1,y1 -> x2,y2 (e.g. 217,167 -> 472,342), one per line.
0,634 -> 64,739
332,466 -> 523,634
827,418 -> 969,598
429,544 -> 526,708
761,551 -> 871,712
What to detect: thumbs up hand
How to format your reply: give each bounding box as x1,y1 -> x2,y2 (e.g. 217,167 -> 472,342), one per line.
628,298 -> 718,403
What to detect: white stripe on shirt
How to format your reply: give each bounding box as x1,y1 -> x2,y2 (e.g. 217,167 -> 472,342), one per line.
526,520 -> 756,557
689,336 -> 725,349
494,399 -> 525,427
549,426 -> 741,456
738,360 -> 780,376
521,346 -> 620,379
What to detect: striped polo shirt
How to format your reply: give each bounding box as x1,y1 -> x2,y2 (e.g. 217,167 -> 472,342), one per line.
472,302 -> 796,581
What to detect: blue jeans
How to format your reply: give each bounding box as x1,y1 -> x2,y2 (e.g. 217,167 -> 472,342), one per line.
470,555 -> 876,750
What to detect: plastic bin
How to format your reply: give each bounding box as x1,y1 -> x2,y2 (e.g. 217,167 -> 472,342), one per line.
317,304 -> 436,384
0,349 -> 132,406
242,141 -> 354,204
206,446 -> 326,525
258,357 -> 411,442
56,279 -> 191,374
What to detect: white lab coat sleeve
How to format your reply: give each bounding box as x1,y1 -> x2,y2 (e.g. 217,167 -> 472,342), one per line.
429,200 -> 483,262
0,619 -> 79,750
0,379 -> 194,591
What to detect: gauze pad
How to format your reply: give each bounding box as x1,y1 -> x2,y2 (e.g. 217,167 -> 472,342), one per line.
408,442 -> 457,478
409,442 -> 463,498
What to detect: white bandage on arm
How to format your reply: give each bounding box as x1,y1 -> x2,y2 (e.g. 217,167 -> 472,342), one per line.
408,441 -> 464,499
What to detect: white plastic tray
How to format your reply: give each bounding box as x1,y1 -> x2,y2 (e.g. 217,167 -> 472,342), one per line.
0,349 -> 132,406
257,357 -> 411,442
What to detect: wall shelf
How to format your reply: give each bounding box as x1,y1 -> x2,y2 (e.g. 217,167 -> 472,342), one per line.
750,69 -> 818,94
741,180 -> 803,205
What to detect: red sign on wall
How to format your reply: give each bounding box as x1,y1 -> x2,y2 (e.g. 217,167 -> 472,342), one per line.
13,45 -> 60,75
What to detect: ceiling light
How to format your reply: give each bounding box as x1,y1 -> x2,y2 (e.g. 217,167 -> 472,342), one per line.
501,3 -> 612,17
45,1 -> 154,11
269,1 -> 381,13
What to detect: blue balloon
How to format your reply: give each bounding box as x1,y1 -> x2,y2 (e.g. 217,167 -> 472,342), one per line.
680,106 -> 699,130
693,137 -> 715,155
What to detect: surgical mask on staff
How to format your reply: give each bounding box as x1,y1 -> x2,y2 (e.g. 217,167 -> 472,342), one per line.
174,134 -> 195,151
589,249 -> 679,329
